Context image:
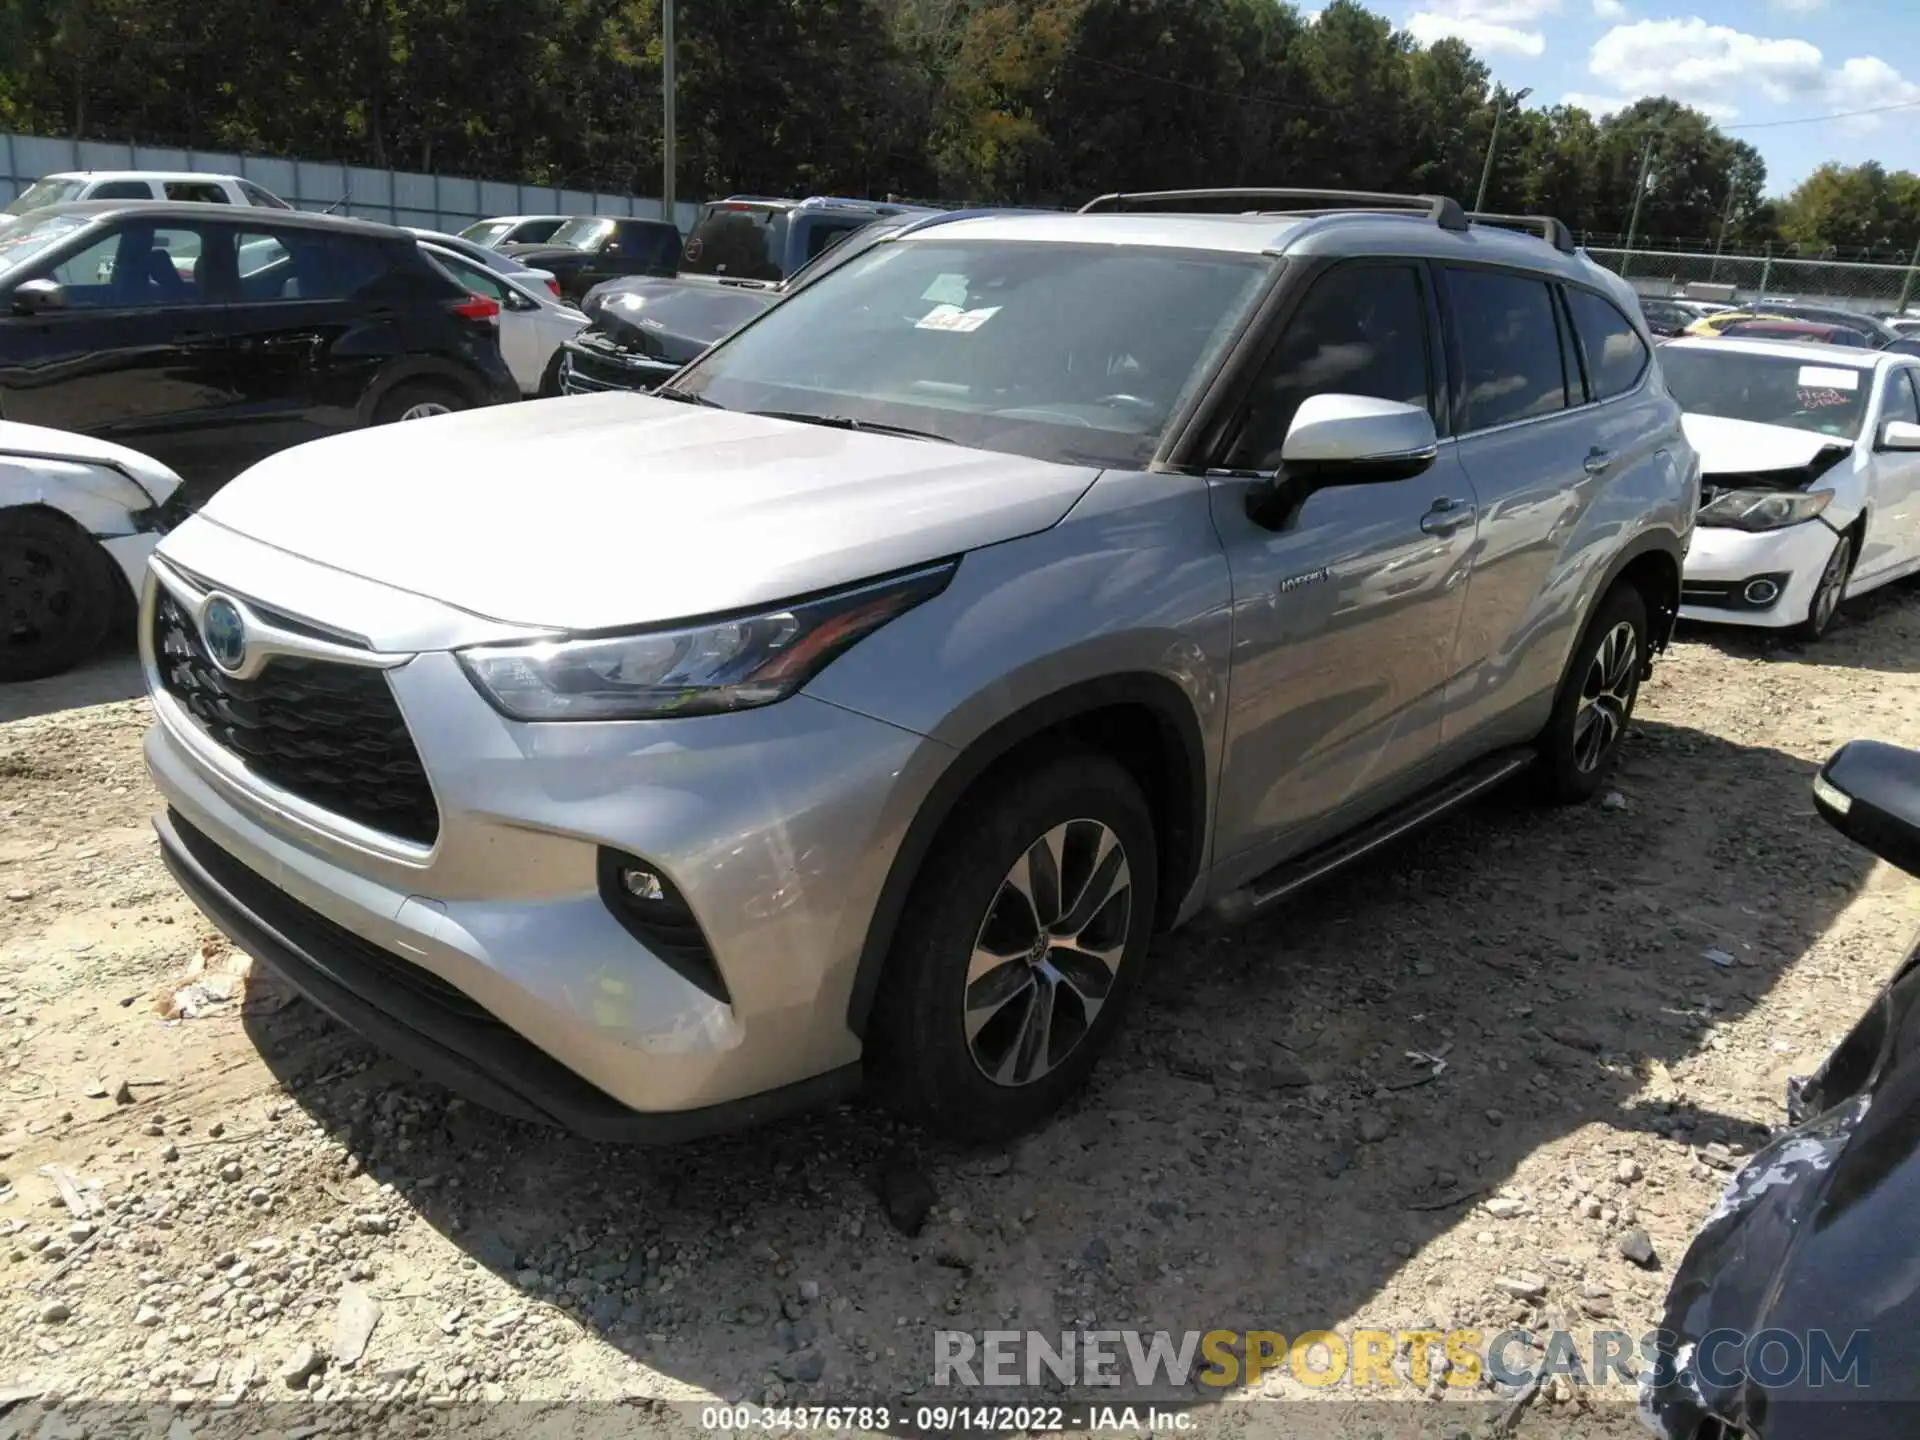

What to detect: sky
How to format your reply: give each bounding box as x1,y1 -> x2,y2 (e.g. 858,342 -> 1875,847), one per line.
1391,0 -> 1920,193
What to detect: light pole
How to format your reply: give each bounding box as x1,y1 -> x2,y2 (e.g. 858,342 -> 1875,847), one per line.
1474,84 -> 1533,212
662,0 -> 677,218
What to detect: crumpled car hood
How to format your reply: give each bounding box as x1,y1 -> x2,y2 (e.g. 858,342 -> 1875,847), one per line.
581,276 -> 779,364
1681,414 -> 1855,479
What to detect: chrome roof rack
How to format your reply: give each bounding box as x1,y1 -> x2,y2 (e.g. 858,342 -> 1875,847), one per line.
1077,187 -> 1470,232
1465,211 -> 1577,253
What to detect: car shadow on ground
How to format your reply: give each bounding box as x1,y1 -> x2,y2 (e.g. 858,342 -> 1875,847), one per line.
0,631 -> 143,723
243,700 -> 1879,1424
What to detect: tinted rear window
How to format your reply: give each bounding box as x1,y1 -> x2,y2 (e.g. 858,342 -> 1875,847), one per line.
681,204 -> 787,280
1446,268 -> 1571,429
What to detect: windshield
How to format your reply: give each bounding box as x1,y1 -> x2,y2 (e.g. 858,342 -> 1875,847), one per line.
549,217 -> 613,249
675,239 -> 1273,468
681,203 -> 787,280
0,213 -> 90,279
5,178 -> 88,216
1662,347 -> 1872,440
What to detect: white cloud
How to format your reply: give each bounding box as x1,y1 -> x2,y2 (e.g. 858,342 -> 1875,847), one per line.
1592,0 -> 1626,17
1558,91 -> 1632,116
1407,0 -> 1558,57
1770,0 -> 1827,11
1585,17 -> 1920,125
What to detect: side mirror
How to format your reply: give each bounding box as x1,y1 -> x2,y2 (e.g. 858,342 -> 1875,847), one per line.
1878,420 -> 1920,452
12,278 -> 67,315
1814,739 -> 1920,877
1281,394 -> 1439,482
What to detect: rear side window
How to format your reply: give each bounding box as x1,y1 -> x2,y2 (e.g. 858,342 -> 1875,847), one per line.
89,180 -> 154,200
1886,370 -> 1920,426
1225,263 -> 1432,470
1565,287 -> 1650,400
1446,268 -> 1569,430
430,249 -> 508,301
324,235 -> 408,298
164,181 -> 230,204
238,181 -> 290,209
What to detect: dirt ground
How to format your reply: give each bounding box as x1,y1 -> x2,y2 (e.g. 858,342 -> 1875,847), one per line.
4,589 -> 1920,1439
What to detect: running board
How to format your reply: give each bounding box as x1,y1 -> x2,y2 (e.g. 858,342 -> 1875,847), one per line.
1210,748 -> 1536,925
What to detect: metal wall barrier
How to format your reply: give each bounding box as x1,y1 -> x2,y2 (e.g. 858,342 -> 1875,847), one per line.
1,131 -> 702,235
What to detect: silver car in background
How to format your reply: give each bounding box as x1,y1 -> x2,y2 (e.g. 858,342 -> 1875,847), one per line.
141,189 -> 1695,1141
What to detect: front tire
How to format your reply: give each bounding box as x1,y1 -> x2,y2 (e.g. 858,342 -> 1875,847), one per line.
1790,531 -> 1853,643
373,381 -> 468,425
869,751 -> 1159,1142
0,510 -> 120,683
1536,582 -> 1648,803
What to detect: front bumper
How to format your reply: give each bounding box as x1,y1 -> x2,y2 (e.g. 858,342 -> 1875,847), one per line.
140,529 -> 952,1135
1679,519 -> 1840,630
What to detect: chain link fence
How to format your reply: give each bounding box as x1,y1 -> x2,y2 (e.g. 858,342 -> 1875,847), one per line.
2,131 -> 702,235
1587,246 -> 1920,318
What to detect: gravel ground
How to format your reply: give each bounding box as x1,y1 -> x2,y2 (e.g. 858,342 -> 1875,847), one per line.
4,590 -> 1920,1438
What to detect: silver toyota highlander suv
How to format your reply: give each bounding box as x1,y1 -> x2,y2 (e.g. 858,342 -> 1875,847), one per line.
142,188 -> 1697,1142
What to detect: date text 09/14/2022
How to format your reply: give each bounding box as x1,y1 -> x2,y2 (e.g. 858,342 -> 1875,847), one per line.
699,1405 -> 1194,1432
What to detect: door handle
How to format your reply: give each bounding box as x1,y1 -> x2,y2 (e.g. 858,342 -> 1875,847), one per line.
1420,497 -> 1476,536
1583,447 -> 1616,475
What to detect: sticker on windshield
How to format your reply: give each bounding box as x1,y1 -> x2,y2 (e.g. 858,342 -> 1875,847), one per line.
916,303 -> 1001,333
920,274 -> 969,307
1797,366 -> 1860,391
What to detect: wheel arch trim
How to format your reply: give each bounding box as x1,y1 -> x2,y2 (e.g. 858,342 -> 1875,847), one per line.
844,672 -> 1209,1039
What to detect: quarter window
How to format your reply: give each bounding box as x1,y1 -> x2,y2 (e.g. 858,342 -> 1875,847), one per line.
1225,264 -> 1432,470
1565,288 -> 1649,401
1446,268 -> 1570,430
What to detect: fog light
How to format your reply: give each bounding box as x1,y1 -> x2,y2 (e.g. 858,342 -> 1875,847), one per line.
620,867 -> 665,901
1743,578 -> 1781,606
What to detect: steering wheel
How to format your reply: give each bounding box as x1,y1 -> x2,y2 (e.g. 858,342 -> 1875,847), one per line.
1095,393 -> 1160,416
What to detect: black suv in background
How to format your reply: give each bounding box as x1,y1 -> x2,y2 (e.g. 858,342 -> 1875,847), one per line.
0,203 -> 518,498
499,216 -> 683,301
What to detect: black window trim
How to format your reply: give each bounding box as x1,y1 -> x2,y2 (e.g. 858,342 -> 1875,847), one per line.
1186,254 -> 1445,471
1437,261 -> 1655,440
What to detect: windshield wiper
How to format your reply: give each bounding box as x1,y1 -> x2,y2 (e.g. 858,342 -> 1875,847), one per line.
748,409 -> 954,444
653,385 -> 722,408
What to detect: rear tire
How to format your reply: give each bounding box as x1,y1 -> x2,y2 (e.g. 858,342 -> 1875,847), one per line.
868,751 -> 1159,1142
373,381 -> 468,425
1789,530 -> 1853,643
0,509 -> 119,683
1535,582 -> 1648,804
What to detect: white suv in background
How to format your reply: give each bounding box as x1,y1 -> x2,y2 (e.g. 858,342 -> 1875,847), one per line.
5,171 -> 290,216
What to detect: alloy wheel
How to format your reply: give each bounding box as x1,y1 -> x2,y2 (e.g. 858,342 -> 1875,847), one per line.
964,819 -> 1133,1087
398,401 -> 453,421
1572,620 -> 1638,774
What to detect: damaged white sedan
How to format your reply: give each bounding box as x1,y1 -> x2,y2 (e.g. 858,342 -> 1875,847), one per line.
1,421 -> 185,680
1661,336 -> 1920,641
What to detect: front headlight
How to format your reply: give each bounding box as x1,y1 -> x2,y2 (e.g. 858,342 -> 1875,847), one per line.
458,562 -> 955,721
1697,487 -> 1833,531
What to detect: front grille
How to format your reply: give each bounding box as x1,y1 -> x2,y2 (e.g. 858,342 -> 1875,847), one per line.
560,342 -> 672,395
152,590 -> 441,846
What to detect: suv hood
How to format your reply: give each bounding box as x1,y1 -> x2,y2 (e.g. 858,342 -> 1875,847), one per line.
499,243 -> 589,267
190,395 -> 1100,631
